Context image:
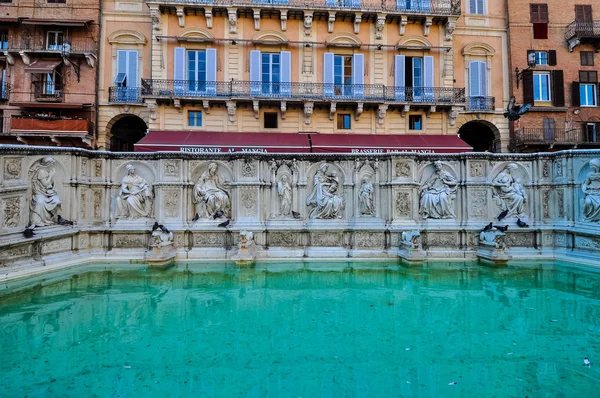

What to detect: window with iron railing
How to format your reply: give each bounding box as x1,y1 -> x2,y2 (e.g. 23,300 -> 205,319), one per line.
0,30 -> 8,50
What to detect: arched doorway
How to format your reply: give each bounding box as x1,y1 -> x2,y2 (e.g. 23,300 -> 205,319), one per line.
109,115 -> 147,152
458,120 -> 500,152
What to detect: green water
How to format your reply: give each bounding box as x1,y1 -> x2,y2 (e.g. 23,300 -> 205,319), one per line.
1,262 -> 600,397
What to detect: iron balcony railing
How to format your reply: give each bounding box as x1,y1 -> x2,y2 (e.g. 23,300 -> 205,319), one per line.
32,82 -> 63,102
6,36 -> 97,55
140,79 -> 466,105
565,20 -> 600,41
512,128 -> 584,147
466,96 -> 495,111
108,86 -> 144,103
146,0 -> 461,16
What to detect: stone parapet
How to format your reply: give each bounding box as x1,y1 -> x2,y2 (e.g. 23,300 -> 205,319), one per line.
1,145 -> 600,275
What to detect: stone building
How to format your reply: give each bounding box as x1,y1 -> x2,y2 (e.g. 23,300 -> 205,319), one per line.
97,0 -> 510,152
0,0 -> 100,148
508,0 -> 600,152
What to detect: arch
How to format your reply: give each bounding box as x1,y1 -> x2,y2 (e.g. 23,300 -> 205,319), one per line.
252,30 -> 289,44
325,32 -> 362,47
178,27 -> 215,40
107,114 -> 148,152
115,161 -> 156,184
462,42 -> 496,57
417,161 -> 458,184
190,161 -> 233,186
108,29 -> 147,45
397,36 -> 432,49
458,120 -> 501,152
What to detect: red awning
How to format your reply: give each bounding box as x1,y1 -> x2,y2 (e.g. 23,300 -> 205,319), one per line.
134,131 -> 312,153
21,19 -> 92,26
135,131 -> 471,154
310,134 -> 472,154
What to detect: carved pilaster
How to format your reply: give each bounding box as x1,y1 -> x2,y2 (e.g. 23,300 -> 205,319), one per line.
280,10 -> 288,31
354,13 -> 362,34
176,6 -> 185,27
303,102 -> 314,125
205,7 -> 213,28
399,15 -> 407,36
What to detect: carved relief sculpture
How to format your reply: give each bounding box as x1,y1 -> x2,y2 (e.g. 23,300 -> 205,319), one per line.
116,165 -> 154,220
306,163 -> 344,219
28,157 -> 62,227
401,230 -> 422,250
418,161 -> 457,219
277,175 -> 292,217
193,162 -> 231,219
582,158 -> 600,222
358,177 -> 375,216
492,163 -> 527,219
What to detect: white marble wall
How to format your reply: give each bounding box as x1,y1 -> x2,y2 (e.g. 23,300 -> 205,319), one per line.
2,146 -> 600,270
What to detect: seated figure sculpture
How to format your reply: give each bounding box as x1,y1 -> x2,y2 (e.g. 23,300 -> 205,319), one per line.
306,163 -> 344,219
28,157 -> 62,228
418,161 -> 457,219
116,165 -> 154,219
193,162 -> 231,219
582,158 -> 600,222
492,163 -> 527,219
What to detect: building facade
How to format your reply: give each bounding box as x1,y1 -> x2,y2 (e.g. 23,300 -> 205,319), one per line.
508,1 -> 600,152
0,0 -> 100,148
98,1 -> 514,152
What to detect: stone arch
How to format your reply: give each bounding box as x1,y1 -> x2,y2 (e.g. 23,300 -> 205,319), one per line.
190,161 -> 233,186
325,32 -> 362,47
115,161 -> 156,184
252,30 -> 288,44
417,161 -> 458,184
306,162 -> 346,189
178,27 -> 215,40
106,113 -> 148,152
397,36 -> 432,49
457,119 -> 501,152
462,42 -> 495,57
490,162 -> 531,185
108,29 -> 147,45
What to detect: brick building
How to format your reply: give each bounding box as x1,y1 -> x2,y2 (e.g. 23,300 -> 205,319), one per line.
0,0 -> 100,148
508,1 -> 600,152
98,0 -> 512,153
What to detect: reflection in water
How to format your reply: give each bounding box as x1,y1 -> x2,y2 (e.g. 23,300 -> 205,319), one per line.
1,263 -> 600,397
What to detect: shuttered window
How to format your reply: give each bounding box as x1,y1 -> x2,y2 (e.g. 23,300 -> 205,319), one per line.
530,4 -> 549,22
581,51 -> 595,66
551,70 -> 565,106
469,0 -> 485,14
580,70 -> 598,83
575,5 -> 593,22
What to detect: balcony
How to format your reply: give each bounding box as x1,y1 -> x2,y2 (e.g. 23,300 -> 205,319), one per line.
565,20 -> 600,51
148,0 -> 461,17
511,128 -> 594,150
466,96 -> 495,112
140,79 -> 466,106
108,87 -> 144,104
32,82 -> 63,102
6,36 -> 97,55
5,116 -> 94,146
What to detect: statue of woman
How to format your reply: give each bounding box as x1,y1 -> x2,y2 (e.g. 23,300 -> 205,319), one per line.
306,163 -> 344,219
582,158 -> 600,222
193,162 -> 231,219
418,161 -> 457,219
358,177 -> 374,215
29,157 -> 62,227
492,163 -> 527,218
116,165 -> 153,219
277,175 -> 292,217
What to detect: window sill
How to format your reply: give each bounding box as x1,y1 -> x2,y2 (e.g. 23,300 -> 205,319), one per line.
529,106 -> 568,112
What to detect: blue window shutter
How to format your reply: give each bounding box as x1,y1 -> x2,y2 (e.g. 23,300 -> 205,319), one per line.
423,55 -> 434,101
206,48 -> 217,95
326,0 -> 337,6
469,61 -> 480,96
250,50 -> 261,95
174,47 -> 185,95
421,0 -> 431,12
117,50 -> 127,77
396,0 -> 406,10
280,51 -> 291,96
352,53 -> 364,98
324,52 -> 334,97
127,50 -> 138,88
479,61 -> 487,96
1,70 -> 5,99
395,55 -> 405,101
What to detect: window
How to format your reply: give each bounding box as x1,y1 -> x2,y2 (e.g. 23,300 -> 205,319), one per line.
187,50 -> 206,92
533,72 -> 551,102
575,5 -> 593,22
40,71 -> 61,96
334,55 -> 353,96
468,60 -> 488,110
586,123 -> 599,142
580,70 -> 598,83
530,4 -> 549,39
47,0 -> 66,3
0,30 -> 7,50
337,114 -> 351,129
114,50 -> 139,101
188,111 -> 202,127
409,115 -> 422,130
535,51 -> 548,65
469,0 -> 485,14
580,84 -> 597,106
261,53 -> 280,94
581,51 -> 595,66
264,112 -> 278,129
46,31 -> 64,51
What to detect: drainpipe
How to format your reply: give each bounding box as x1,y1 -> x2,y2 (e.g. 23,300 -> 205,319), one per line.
94,0 -> 102,149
